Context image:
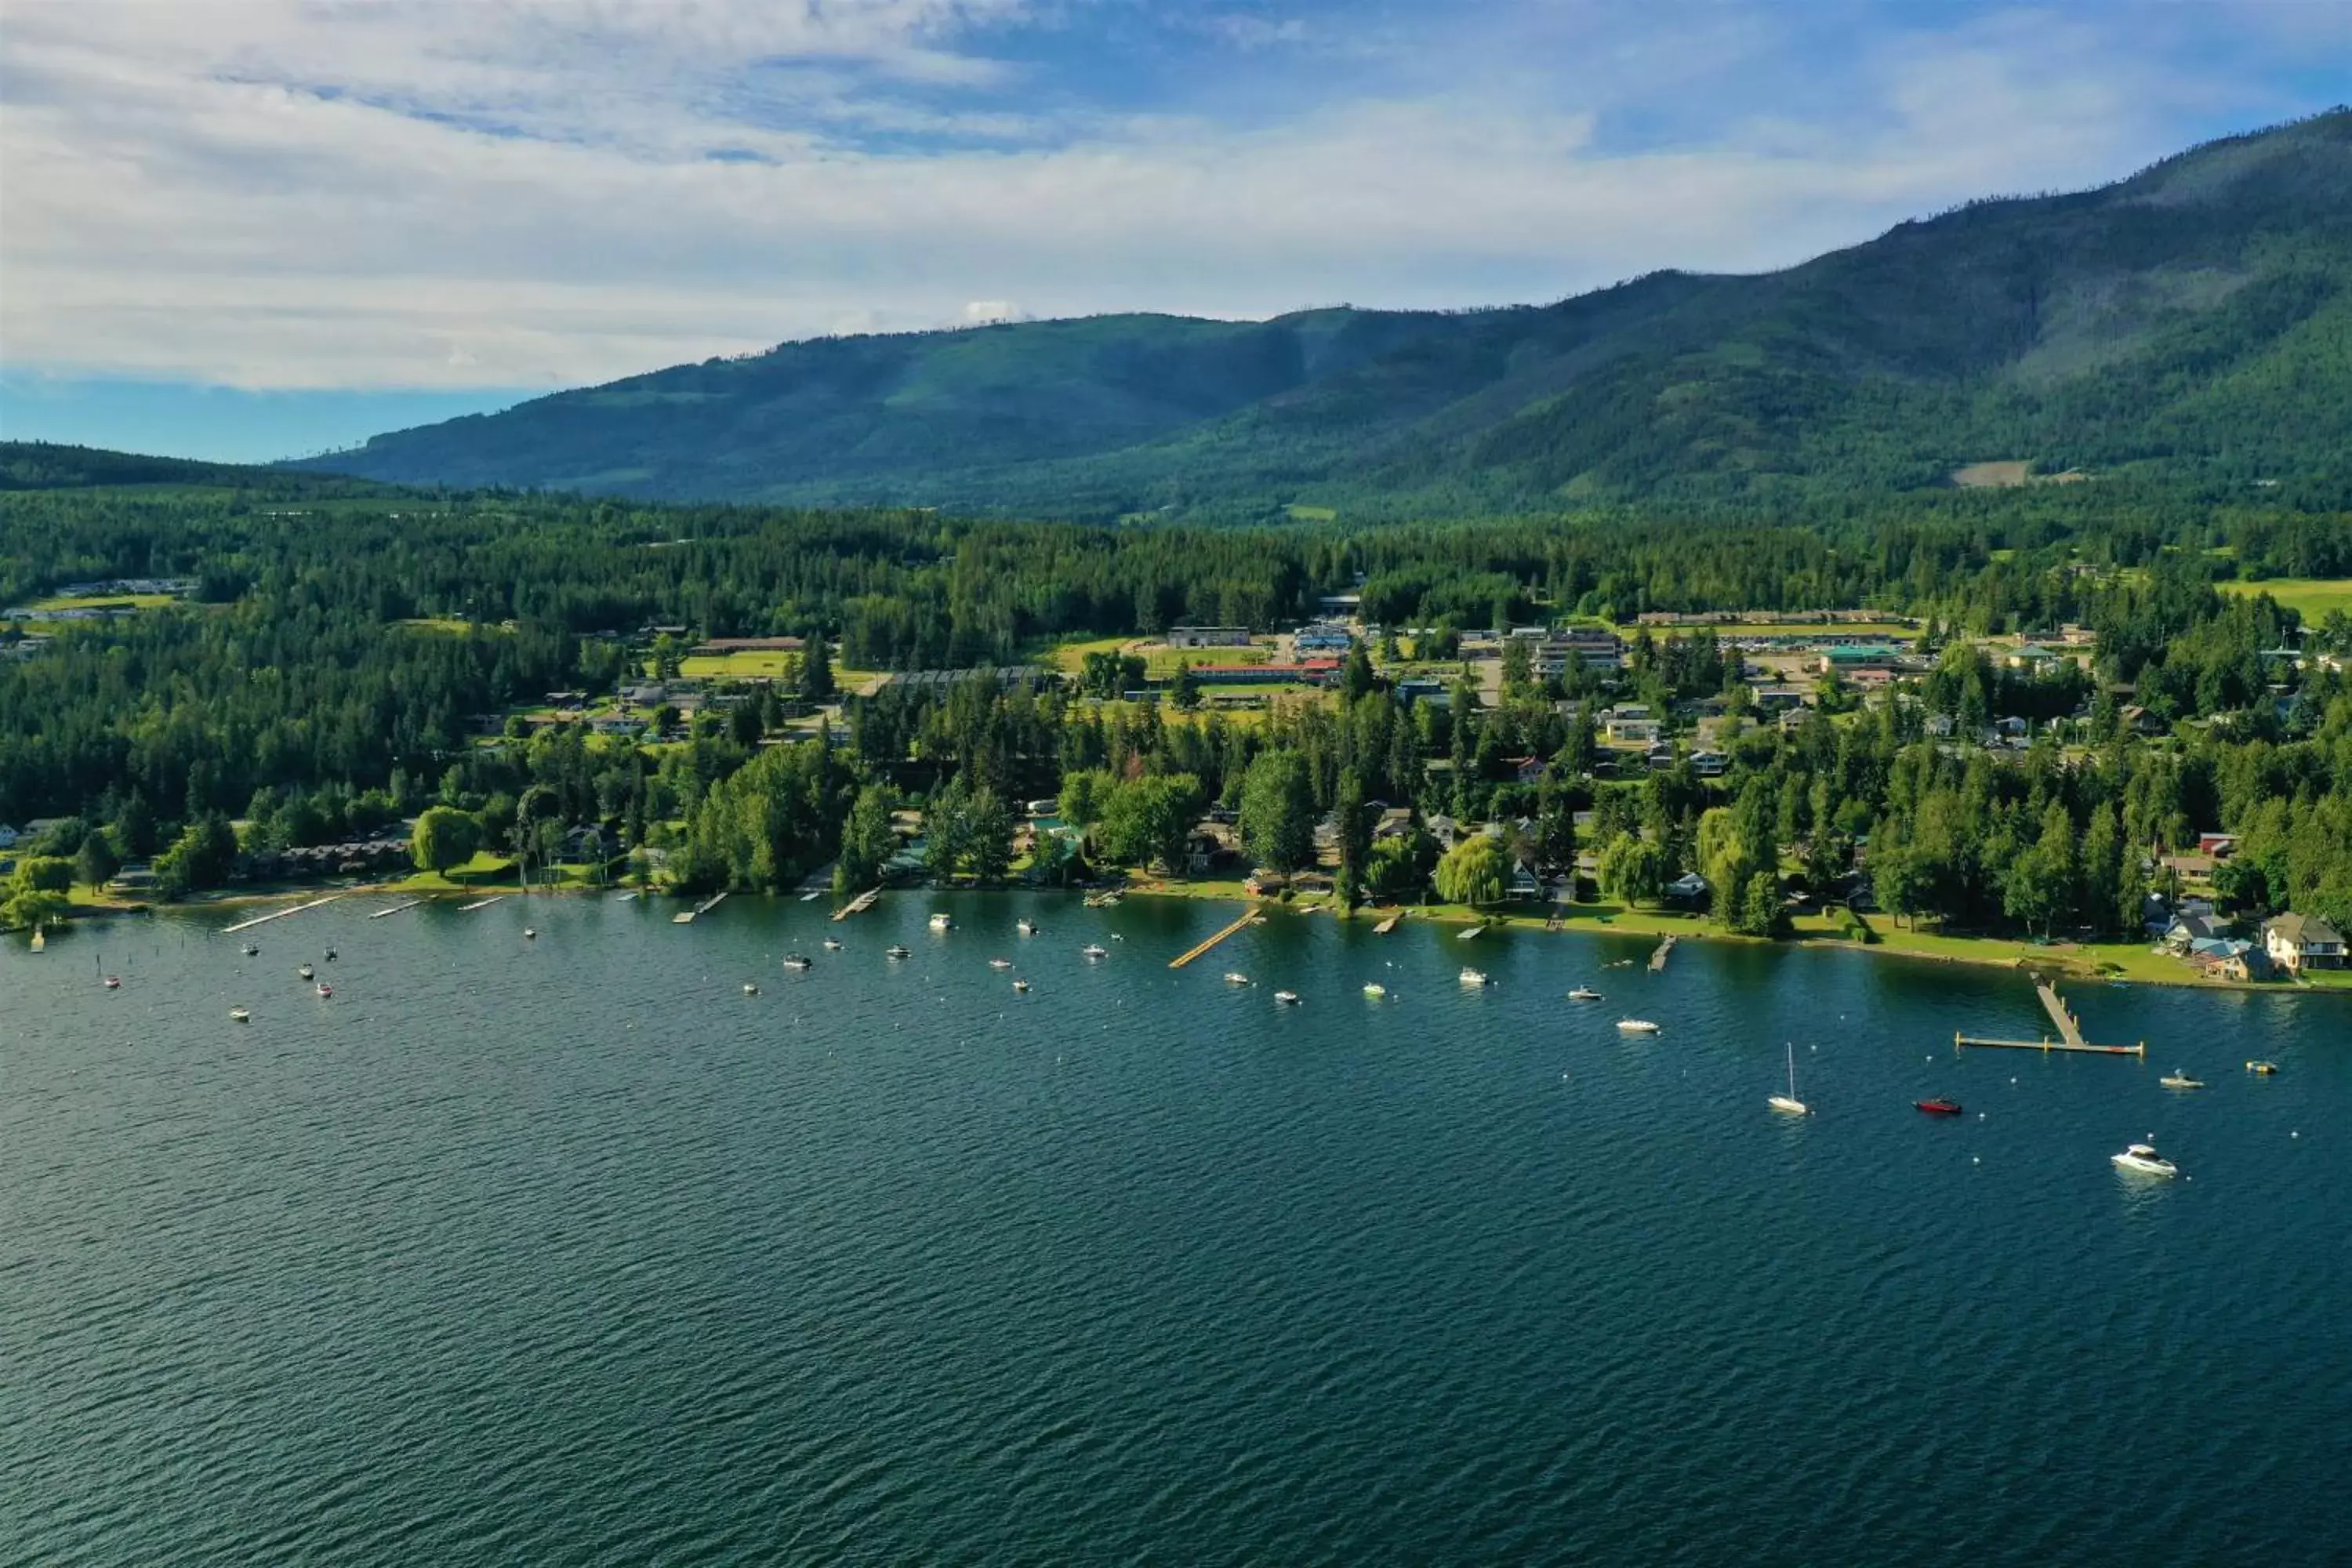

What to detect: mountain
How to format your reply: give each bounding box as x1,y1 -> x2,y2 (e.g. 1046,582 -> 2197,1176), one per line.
299,111 -> 2352,520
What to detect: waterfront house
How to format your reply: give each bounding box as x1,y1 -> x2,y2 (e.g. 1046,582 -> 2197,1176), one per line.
2263,913 -> 2347,971
2196,833 -> 2239,858
1664,871 -> 1710,906
1424,815 -> 1461,851
1606,715 -> 1662,746
1507,858 -> 1544,901
1689,750 -> 1729,778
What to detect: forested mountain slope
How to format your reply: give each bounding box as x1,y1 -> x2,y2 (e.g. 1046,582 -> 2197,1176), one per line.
300,111 -> 2352,520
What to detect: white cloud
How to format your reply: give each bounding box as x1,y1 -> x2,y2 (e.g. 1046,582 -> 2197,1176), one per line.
0,0 -> 2329,390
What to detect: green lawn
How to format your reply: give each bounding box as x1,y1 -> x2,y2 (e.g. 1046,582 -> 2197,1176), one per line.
2218,577 -> 2352,620
24,593 -> 180,612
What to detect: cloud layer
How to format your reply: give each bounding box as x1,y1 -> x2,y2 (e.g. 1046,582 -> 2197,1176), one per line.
2,1 -> 2339,391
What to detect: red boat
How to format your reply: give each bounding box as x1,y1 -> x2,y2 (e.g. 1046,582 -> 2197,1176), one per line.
1915,1098 -> 1963,1116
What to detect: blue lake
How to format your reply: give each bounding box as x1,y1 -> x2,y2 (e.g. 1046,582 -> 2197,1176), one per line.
4,894 -> 2346,1565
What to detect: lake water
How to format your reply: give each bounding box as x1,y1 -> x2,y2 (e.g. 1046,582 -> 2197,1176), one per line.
4,894 -> 2347,1565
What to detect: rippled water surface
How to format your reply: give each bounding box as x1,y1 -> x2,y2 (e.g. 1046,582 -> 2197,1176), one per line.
4,894 -> 2347,1565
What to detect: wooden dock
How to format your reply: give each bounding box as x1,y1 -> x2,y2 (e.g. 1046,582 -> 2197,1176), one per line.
1649,935 -> 1677,971
368,899 -> 423,920
2035,978 -> 2087,1046
674,890 -> 728,925
1955,1032 -> 2147,1058
1169,905 -> 1261,969
1373,909 -> 1406,935
220,895 -> 342,935
456,895 -> 506,913
832,887 -> 881,921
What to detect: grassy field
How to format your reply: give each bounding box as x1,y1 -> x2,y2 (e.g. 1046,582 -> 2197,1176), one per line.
2218,578 -> 2352,620
679,649 -> 794,678
1047,635 -> 1138,674
22,593 -> 180,612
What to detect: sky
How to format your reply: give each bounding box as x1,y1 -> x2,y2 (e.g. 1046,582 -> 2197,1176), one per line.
2,0 -> 2346,462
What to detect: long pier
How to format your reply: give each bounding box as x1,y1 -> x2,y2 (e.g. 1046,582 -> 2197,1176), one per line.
1649,935 -> 1677,971
368,899 -> 423,920
456,895 -> 506,913
832,887 -> 882,921
1169,905 -> 1261,969
1373,909 -> 1406,935
1955,1032 -> 2147,1058
220,895 -> 342,935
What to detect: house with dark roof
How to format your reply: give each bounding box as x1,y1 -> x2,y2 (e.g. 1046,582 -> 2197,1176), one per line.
2264,913 -> 2346,971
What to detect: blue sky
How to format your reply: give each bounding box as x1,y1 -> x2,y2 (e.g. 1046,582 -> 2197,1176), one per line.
2,0 -> 2345,462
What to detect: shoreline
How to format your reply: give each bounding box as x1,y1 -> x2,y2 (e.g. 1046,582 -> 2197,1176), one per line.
25,875 -> 2348,1001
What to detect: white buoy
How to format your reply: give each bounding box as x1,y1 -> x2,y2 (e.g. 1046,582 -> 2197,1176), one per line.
1973,1156 -> 1980,1164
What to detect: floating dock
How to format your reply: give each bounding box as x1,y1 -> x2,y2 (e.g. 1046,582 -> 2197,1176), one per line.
1373,909 -> 1407,935
456,895 -> 506,913
220,895 -> 342,935
1955,1032 -> 2147,1058
832,887 -> 882,921
1169,905 -> 1261,969
673,890 -> 728,925
2034,978 -> 2088,1046
1649,935 -> 1676,971
368,899 -> 423,920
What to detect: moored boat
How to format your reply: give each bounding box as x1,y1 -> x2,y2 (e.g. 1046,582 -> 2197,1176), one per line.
1616,1018 -> 1660,1033
989,957 -> 1014,969
1915,1098 -> 1963,1116
1769,1043 -> 1810,1116
299,963 -> 315,980
1566,985 -> 1602,1000
1458,967 -> 1489,986
103,975 -> 121,989
2160,1069 -> 2206,1089
523,928 -> 537,940
742,982 -> 760,995
886,944 -> 912,960
229,1007 -> 251,1023
2245,1059 -> 2278,1075
822,938 -> 843,950
1223,971 -> 1250,985
1273,990 -> 1301,1005
782,954 -> 813,970
1081,944 -> 1108,960
1012,978 -> 1030,993
928,913 -> 953,931
314,982 -> 332,998
1017,920 -> 1039,936
2112,1142 -> 2178,1178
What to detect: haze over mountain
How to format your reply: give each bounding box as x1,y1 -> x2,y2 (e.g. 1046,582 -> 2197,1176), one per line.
299,112 -> 2352,521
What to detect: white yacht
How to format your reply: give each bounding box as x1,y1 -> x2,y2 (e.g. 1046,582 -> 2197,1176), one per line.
989,957 -> 1014,970
1017,920 -> 1040,936
1459,967 -> 1490,986
1768,1043 -> 1809,1116
2160,1069 -> 2206,1090
782,954 -> 813,970
1363,982 -> 1387,999
1081,944 -> 1109,960
1567,985 -> 1602,1001
1273,990 -> 1301,1006
1224,971 -> 1250,985
822,938 -> 843,950
229,1007 -> 252,1023
886,944 -> 912,960
928,913 -> 953,932
1012,978 -> 1030,993
1616,1018 -> 1661,1034
2112,1142 -> 2179,1178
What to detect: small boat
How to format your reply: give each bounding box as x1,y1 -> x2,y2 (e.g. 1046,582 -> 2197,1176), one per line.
2112,1142 -> 2178,1178
742,983 -> 759,995
1082,944 -> 1108,960
314,982 -> 332,998
1616,1018 -> 1660,1034
229,1007 -> 251,1023
1566,986 -> 1602,1001
1012,978 -> 1030,993
2245,1060 -> 2278,1075
989,957 -> 1014,970
886,945 -> 912,960
799,890 -> 823,902
242,942 -> 260,956
1017,920 -> 1039,936
928,913 -> 953,931
523,928 -> 537,940
1458,967 -> 1489,986
29,925 -> 44,952
2160,1070 -> 2206,1090
1363,982 -> 1387,999
1273,990 -> 1301,1005
822,938 -> 843,950
323,948 -> 337,962
782,954 -> 813,970
299,964 -> 315,980
1769,1043 -> 1809,1116
1915,1098 -> 1964,1116
103,975 -> 122,990
1223,971 -> 1250,986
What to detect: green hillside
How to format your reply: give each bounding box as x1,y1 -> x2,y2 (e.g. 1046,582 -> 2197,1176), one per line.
300,111 -> 2352,519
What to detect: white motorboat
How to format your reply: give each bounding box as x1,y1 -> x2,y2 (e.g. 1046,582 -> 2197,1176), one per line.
1458,967 -> 1489,986
2245,1059 -> 2278,1075
1567,986 -> 1602,1000
2112,1142 -> 2179,1178
822,938 -> 843,950
782,954 -> 813,970
886,945 -> 912,960
1363,982 -> 1387,999
1616,1018 -> 1660,1033
229,1007 -> 251,1023
1224,971 -> 1250,985
298,963 -> 315,980
1012,978 -> 1030,993
2160,1069 -> 2206,1089
1273,990 -> 1301,1005
1768,1042 -> 1809,1116
742,983 -> 760,996
523,928 -> 537,940
1081,944 -> 1108,960
1017,920 -> 1039,936
928,913 -> 953,931
989,957 -> 1014,969
314,982 -> 332,999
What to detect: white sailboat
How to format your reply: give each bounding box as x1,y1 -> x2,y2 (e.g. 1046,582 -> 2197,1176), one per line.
1769,1042 -> 1809,1115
